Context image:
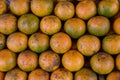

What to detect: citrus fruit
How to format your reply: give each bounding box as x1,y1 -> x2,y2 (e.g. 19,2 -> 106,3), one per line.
5,68 -> 27,80
113,17 -> 120,34
87,16 -> 110,36
102,34 -> 120,55
17,50 -> 38,72
31,0 -> 53,17
75,68 -> 97,80
0,33 -> 5,50
98,0 -> 119,18
116,54 -> 120,70
0,49 -> 16,72
64,18 -> 86,39
77,35 -> 100,56
7,32 -> 28,53
51,68 -> 73,80
50,32 -> 72,54
39,50 -> 60,72
28,32 -> 49,53
28,68 -> 49,80
90,52 -> 114,75
0,0 -> 7,15
10,0 -> 29,16
62,50 -> 84,72
54,1 -> 75,21
40,15 -> 61,35
76,0 -> 97,20
0,14 -> 17,35
106,71 -> 120,80
0,71 -> 5,80
18,14 -> 39,35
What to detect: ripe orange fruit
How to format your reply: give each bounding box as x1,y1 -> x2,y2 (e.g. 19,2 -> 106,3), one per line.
50,32 -> 72,54
90,52 -> 114,75
7,32 -> 28,53
87,16 -> 110,36
40,15 -> 62,35
51,68 -> 73,80
18,14 -> 39,35
0,0 -> 7,15
62,50 -> 84,72
75,68 -> 97,80
102,35 -> 120,55
77,35 -> 100,56
76,0 -> 97,20
0,33 -> 5,50
28,68 -> 49,80
54,1 -> 75,21
116,54 -> 120,70
28,32 -> 49,53
98,0 -> 119,18
31,0 -> 53,17
0,14 -> 17,35
39,50 -> 60,72
5,68 -> 27,80
106,71 -> 120,80
64,18 -> 86,39
17,50 -> 38,72
0,49 -> 16,72
113,17 -> 120,34
10,0 -> 29,16
0,71 -> 5,80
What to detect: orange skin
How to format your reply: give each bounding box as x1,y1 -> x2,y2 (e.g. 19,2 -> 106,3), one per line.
62,50 -> 84,72
113,17 -> 120,34
17,50 -> 38,72
10,0 -> 29,16
7,32 -> 28,53
0,0 -> 7,15
51,68 -> 73,80
0,33 -> 6,50
0,14 -> 17,35
54,1 -> 75,21
5,68 -> 27,80
0,71 -> 5,80
28,69 -> 49,80
39,50 -> 60,72
106,71 -> 120,80
40,15 -> 62,35
0,49 -> 16,72
116,54 -> 120,70
50,32 -> 72,54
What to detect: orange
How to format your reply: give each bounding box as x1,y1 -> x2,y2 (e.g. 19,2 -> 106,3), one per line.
75,68 -> 97,80
28,69 -> 49,80
0,49 -> 16,72
64,18 -> 86,39
50,32 -> 72,54
0,0 -> 7,15
10,0 -> 29,16
90,52 -> 114,75
5,68 -> 27,80
0,14 -> 17,35
0,33 -> 6,50
76,0 -> 97,20
102,34 -> 120,55
7,32 -> 28,53
0,71 -> 5,80
28,32 -> 49,53
31,0 -> 53,17
106,71 -> 120,80
116,54 -> 120,70
39,50 -> 60,72
40,15 -> 61,35
87,16 -> 110,36
62,50 -> 84,72
18,14 -> 39,35
113,17 -> 120,34
51,68 -> 73,80
98,0 -> 119,18
77,35 -> 100,56
54,1 -> 75,21
17,50 -> 38,72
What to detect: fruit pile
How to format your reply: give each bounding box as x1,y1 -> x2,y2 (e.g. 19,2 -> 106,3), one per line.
0,0 -> 120,80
